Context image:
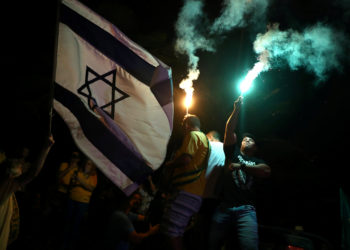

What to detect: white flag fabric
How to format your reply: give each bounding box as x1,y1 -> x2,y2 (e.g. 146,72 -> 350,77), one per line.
54,0 -> 173,195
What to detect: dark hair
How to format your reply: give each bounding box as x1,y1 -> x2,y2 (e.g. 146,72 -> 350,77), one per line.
182,114 -> 201,129
71,151 -> 81,159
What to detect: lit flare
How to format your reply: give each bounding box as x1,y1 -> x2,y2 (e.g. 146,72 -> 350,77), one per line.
239,50 -> 270,95
179,69 -> 199,114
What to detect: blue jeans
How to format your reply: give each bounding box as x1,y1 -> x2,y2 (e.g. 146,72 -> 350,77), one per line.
209,204 -> 258,250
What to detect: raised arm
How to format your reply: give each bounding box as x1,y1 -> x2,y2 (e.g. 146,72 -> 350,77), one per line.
18,134 -> 55,185
128,223 -> 160,245
224,96 -> 243,146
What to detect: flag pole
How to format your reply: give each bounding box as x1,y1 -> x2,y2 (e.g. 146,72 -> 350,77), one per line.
48,0 -> 62,135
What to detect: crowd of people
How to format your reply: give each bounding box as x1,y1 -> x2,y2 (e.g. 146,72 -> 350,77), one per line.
0,96 -> 271,250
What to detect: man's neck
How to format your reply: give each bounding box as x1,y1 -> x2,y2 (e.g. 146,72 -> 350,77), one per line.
189,127 -> 200,132
240,149 -> 254,157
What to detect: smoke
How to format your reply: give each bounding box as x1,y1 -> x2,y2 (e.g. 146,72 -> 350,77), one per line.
175,0 -> 215,70
175,0 -> 270,70
210,0 -> 269,35
239,50 -> 270,94
253,23 -> 348,81
174,0 -> 270,110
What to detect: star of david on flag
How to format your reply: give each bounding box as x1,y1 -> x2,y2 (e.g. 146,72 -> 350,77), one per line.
78,66 -> 129,119
53,0 -> 173,195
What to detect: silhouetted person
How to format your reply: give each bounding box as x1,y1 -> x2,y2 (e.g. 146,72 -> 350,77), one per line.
209,96 -> 271,250
0,135 -> 54,250
189,130 -> 226,250
60,156 -> 97,250
160,114 -> 210,250
101,191 -> 160,250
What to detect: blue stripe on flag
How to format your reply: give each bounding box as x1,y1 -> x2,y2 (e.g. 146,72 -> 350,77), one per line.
54,82 -> 153,181
151,78 -> 173,107
60,3 -> 155,85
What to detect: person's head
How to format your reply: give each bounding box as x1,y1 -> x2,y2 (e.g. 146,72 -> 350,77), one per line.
82,158 -> 96,174
128,192 -> 142,210
21,147 -> 30,159
206,130 -> 221,142
182,114 -> 201,134
240,133 -> 258,156
5,159 -> 24,178
70,151 -> 81,165
117,191 -> 143,213
83,158 -> 96,174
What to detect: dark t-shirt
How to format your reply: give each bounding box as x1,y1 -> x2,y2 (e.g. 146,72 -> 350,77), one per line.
218,144 -> 265,207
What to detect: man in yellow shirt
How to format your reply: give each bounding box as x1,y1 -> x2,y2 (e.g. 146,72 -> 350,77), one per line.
160,114 -> 210,250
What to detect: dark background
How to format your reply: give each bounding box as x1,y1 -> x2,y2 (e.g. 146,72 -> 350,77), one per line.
1,0 -> 350,248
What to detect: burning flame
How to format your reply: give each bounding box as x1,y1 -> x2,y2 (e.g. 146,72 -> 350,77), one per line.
179,69 -> 199,114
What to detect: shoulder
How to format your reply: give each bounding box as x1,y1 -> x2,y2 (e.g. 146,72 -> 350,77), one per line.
210,141 -> 223,148
190,131 -> 208,143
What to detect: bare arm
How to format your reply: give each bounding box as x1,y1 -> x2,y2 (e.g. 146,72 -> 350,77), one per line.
58,163 -> 74,180
147,175 -> 157,194
137,214 -> 145,221
76,174 -> 96,192
128,224 -> 160,245
228,162 -> 271,178
224,96 -> 243,146
19,135 -> 55,185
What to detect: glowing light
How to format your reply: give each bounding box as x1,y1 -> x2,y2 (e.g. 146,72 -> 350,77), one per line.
239,50 -> 270,95
239,61 -> 264,94
183,88 -> 193,114
179,69 -> 199,114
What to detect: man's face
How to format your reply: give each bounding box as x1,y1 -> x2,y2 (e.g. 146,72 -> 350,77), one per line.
241,136 -> 256,151
84,159 -> 95,172
129,193 -> 142,209
182,120 -> 190,134
22,148 -> 30,159
70,152 -> 80,165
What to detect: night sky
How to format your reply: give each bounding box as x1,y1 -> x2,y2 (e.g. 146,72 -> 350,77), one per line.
1,0 -> 350,247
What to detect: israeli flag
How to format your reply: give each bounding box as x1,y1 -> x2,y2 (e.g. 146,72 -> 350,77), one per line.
54,0 -> 173,195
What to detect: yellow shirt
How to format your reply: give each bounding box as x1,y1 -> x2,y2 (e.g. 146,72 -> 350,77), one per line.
171,131 -> 209,196
57,163 -> 77,193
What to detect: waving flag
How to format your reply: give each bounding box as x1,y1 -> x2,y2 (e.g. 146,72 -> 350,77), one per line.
54,0 -> 173,195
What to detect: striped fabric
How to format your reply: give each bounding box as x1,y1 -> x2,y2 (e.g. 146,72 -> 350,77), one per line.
54,0 -> 173,195
161,190 -> 202,237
